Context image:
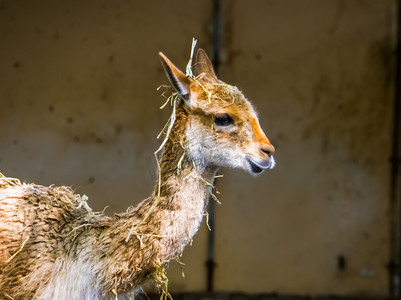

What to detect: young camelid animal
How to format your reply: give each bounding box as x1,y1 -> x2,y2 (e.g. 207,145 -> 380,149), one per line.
0,48 -> 275,299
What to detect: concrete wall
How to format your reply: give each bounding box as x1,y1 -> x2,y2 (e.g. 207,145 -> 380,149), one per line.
0,0 -> 396,297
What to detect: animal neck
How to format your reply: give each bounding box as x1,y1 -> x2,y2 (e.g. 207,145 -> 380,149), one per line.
156,106 -> 217,199
97,105 -> 218,295
150,105 -> 218,257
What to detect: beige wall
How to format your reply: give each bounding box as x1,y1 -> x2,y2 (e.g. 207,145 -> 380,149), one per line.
0,0 -> 396,297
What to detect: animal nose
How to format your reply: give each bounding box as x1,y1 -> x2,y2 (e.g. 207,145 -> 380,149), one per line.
261,144 -> 275,157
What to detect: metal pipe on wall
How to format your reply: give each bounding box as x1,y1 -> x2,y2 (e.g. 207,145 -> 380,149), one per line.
390,0 -> 401,298
205,0 -> 222,293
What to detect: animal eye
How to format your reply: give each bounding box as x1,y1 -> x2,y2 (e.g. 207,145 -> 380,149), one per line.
214,113 -> 233,126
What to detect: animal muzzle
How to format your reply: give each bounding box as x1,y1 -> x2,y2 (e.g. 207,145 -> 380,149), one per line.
246,155 -> 276,174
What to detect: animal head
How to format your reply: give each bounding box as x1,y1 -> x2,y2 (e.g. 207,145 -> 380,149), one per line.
159,48 -> 275,175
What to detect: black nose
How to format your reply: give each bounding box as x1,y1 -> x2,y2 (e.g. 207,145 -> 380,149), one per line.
261,145 -> 275,157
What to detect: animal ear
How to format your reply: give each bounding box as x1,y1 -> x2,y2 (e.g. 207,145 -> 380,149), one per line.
159,52 -> 191,102
193,48 -> 219,83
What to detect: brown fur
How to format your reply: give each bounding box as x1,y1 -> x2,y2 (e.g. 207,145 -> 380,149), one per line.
0,48 -> 275,299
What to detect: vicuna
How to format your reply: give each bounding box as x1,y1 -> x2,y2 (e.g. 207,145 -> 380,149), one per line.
0,47 -> 275,299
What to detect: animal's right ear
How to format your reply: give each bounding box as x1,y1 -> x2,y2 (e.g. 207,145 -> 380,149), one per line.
159,52 -> 192,102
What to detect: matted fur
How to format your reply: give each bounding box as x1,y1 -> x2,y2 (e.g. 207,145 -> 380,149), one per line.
0,47 -> 275,299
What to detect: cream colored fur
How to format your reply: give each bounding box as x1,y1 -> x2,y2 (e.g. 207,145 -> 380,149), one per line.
0,47 -> 275,299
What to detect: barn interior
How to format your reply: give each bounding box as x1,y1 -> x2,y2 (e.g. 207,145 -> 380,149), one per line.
0,1 -> 400,299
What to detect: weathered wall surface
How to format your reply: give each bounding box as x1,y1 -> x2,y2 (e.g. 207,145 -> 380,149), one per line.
0,0 -> 396,297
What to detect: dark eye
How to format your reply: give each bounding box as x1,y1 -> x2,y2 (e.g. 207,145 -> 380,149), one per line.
214,113 -> 233,126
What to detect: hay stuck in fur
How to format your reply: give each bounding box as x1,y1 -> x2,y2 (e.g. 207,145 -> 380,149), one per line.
0,172 -> 22,188
0,37 -> 276,299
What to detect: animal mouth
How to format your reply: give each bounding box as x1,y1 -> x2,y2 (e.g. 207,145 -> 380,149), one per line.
246,156 -> 275,174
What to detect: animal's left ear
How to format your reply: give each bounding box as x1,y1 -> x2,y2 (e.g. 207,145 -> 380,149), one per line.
159,52 -> 191,102
193,48 -> 219,83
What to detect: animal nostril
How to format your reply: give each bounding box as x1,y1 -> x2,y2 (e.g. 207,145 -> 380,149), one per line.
261,145 -> 274,157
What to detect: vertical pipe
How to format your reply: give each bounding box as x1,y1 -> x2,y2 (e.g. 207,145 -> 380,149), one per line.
205,199 -> 216,293
391,0 -> 401,297
206,0 -> 222,293
212,0 -> 222,75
